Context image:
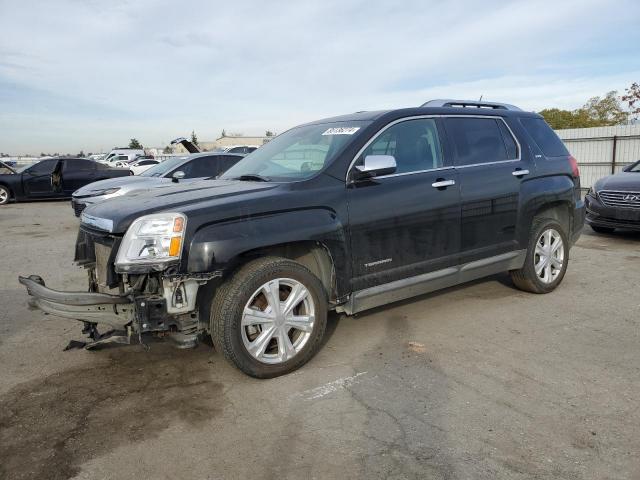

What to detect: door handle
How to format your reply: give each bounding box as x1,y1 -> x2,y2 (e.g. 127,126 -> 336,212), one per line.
512,169 -> 529,177
432,179 -> 455,189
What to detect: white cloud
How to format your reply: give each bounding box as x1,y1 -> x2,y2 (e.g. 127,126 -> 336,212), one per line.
0,0 -> 638,154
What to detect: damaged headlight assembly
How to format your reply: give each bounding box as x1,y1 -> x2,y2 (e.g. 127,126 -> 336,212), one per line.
115,212 -> 186,273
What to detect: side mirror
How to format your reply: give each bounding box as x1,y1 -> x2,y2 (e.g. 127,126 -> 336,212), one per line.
354,155 -> 397,180
172,171 -> 186,183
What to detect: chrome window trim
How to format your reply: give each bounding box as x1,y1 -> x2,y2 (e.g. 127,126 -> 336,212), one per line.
454,159 -> 520,169
375,166 -> 454,180
345,114 -> 521,182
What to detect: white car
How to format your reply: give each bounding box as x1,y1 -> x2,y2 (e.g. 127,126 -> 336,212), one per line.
128,158 -> 161,175
99,148 -> 145,165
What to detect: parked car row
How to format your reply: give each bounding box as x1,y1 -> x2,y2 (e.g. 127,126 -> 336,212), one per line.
71,152 -> 245,216
0,157 -> 130,205
13,99 -> 638,379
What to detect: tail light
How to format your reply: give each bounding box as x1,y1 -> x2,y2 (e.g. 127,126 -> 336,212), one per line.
568,155 -> 580,178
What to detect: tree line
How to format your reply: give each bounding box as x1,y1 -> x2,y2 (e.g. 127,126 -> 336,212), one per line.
540,82 -> 639,129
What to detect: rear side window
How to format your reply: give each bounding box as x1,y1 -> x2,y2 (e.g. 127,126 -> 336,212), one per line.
445,117 -> 516,166
219,155 -> 242,174
520,118 -> 568,157
63,159 -> 94,171
497,120 -> 518,159
179,156 -> 220,178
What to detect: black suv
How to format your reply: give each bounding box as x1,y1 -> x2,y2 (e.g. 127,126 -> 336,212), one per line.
20,99 -> 585,378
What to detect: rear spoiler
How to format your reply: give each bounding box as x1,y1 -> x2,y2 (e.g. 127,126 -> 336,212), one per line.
170,137 -> 201,154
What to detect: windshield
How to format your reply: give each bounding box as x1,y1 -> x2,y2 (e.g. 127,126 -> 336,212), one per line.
627,160 -> 640,172
140,156 -> 187,177
220,121 -> 371,182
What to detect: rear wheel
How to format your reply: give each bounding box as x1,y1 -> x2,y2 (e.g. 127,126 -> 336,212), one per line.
511,218 -> 569,294
210,257 -> 328,378
591,225 -> 615,234
0,185 -> 10,205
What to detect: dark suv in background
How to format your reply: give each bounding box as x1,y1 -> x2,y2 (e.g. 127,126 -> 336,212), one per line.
20,99 -> 585,378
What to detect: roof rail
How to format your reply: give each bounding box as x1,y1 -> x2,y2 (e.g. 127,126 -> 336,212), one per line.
421,99 -> 522,111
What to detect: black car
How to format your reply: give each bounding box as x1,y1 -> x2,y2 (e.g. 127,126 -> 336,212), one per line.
20,99 -> 584,378
0,157 -> 130,205
585,159 -> 640,232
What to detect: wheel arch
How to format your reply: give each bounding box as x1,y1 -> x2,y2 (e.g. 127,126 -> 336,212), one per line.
235,240 -> 337,302
186,208 -> 350,301
0,182 -> 14,201
533,201 -> 572,232
519,175 -> 577,247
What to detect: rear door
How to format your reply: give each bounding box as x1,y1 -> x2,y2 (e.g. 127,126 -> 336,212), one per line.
347,117 -> 461,291
61,158 -> 97,194
22,159 -> 60,197
443,116 -> 533,264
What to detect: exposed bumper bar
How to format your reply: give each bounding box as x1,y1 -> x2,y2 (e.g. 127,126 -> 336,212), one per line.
19,275 -> 135,328
19,275 -> 130,305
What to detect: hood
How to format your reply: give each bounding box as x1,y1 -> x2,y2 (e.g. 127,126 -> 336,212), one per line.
0,161 -> 16,174
595,171 -> 640,192
82,179 -> 278,233
73,176 -> 164,197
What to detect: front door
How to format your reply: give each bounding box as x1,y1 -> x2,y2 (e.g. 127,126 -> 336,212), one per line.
22,159 -> 60,197
347,118 -> 460,291
442,116 -> 534,264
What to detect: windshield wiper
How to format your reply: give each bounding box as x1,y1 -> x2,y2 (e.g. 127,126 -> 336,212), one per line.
233,174 -> 271,182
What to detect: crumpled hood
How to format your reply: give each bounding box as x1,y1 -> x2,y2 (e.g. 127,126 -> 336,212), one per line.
595,171 -> 640,192
73,175 -> 164,197
82,179 -> 278,233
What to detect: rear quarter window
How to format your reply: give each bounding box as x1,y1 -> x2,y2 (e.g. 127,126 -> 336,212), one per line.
520,118 -> 568,157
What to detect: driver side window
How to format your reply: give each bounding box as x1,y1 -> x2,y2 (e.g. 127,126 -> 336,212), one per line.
27,159 -> 58,175
361,119 -> 443,174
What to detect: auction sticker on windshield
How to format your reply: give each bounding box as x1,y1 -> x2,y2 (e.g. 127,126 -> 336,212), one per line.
322,127 -> 360,135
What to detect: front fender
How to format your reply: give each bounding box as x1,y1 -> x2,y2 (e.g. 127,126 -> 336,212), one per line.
185,208 -> 350,294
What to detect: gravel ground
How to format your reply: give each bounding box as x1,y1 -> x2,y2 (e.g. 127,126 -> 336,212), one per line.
1,201 -> 639,480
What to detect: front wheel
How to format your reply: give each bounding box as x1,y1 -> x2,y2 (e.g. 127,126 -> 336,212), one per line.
210,257 -> 328,378
511,218 -> 569,294
0,185 -> 10,205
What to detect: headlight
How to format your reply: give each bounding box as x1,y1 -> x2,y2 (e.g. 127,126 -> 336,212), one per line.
115,212 -> 186,271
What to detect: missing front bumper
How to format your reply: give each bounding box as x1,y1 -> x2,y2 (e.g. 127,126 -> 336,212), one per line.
19,275 -> 135,329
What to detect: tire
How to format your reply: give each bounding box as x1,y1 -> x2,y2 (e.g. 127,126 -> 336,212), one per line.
510,218 -> 569,294
210,256 -> 328,378
0,185 -> 10,205
591,225 -> 615,234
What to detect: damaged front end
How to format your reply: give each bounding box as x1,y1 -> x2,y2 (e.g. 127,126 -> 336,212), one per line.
20,212 -> 219,350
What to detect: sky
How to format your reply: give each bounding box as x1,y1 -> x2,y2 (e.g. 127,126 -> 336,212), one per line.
1,0 -> 639,155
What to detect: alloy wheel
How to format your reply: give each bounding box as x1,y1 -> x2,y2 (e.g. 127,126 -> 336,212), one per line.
534,228 -> 564,284
241,278 -> 315,364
